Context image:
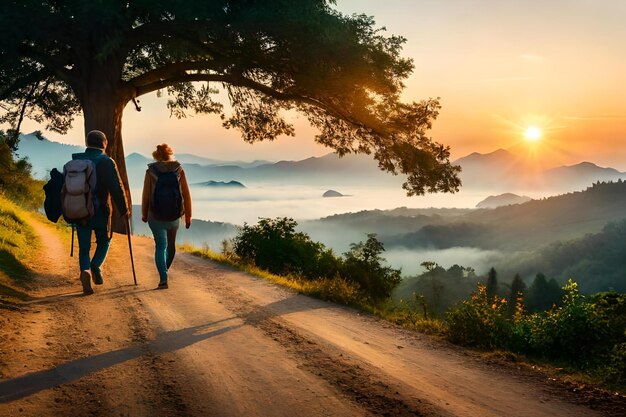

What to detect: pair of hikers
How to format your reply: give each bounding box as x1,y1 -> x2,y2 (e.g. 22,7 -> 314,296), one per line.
66,130 -> 191,294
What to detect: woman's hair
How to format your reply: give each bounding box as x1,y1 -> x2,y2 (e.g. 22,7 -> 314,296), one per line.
152,143 -> 174,162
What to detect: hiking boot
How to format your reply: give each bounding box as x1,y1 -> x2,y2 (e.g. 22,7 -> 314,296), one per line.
91,267 -> 104,285
157,282 -> 169,290
80,270 -> 94,295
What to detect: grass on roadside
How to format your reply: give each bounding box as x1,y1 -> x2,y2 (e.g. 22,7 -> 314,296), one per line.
0,194 -> 39,305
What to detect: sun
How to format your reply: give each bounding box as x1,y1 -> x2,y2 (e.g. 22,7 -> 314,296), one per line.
524,125 -> 542,142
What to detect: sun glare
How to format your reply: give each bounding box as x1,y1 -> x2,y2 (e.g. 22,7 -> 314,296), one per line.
524,126 -> 542,142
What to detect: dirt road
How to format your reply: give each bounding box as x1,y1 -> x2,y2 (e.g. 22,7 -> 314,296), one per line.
0,217 -> 624,417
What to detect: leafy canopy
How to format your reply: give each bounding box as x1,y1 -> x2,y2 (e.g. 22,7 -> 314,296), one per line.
0,0 -> 460,195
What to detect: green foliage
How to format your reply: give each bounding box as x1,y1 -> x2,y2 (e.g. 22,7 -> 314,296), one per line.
507,274 -> 526,317
605,343 -> 626,385
394,263 -> 479,316
535,220 -> 626,293
0,141 -> 44,209
446,279 -> 626,386
233,217 -> 340,279
522,281 -> 607,365
445,285 -> 511,349
341,234 -> 401,301
524,273 -> 563,312
486,267 -> 498,300
232,218 -> 400,301
0,195 -> 37,305
0,128 -> 20,151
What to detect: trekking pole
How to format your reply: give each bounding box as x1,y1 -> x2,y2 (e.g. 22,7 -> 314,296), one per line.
70,223 -> 75,257
125,216 -> 138,285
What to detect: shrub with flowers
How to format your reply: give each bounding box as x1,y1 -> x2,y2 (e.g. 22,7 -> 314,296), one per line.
445,284 -> 511,349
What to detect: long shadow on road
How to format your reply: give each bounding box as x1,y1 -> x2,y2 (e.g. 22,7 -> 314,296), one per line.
0,318 -> 241,403
1,282 -> 332,404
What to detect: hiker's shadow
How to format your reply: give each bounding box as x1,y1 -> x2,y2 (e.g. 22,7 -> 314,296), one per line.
26,285 -> 157,305
0,317 -> 240,403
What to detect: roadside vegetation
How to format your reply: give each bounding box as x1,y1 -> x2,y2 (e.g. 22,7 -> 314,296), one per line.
186,216 -> 626,392
0,136 -> 44,210
0,194 -> 38,306
0,136 -> 47,306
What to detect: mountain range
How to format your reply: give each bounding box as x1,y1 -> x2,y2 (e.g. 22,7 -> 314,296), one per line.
15,133 -> 626,194
453,148 -> 625,191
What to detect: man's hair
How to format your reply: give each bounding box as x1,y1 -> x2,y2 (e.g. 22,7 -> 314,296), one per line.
86,130 -> 107,149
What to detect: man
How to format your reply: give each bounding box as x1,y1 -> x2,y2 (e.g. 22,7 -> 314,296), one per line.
72,130 -> 129,294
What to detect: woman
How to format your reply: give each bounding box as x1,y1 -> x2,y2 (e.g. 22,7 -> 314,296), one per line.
141,143 -> 192,289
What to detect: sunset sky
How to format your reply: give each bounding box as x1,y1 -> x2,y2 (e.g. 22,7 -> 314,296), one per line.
15,0 -> 626,169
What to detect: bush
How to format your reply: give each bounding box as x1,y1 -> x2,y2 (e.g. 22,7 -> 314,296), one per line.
233,217 -> 341,279
445,285 -> 511,349
605,343 -> 626,385
446,279 -> 626,385
519,281 -> 610,366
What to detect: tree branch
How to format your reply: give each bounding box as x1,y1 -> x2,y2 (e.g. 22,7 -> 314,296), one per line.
134,71 -> 375,134
126,21 -> 211,48
0,69 -> 50,101
15,82 -> 40,133
19,44 -> 72,82
127,60 -> 223,89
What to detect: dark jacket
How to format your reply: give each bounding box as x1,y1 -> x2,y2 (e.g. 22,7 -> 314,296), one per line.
72,147 -> 129,230
141,160 -> 192,222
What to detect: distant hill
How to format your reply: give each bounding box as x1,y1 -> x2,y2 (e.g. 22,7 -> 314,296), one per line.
176,153 -> 271,168
453,149 -> 528,189
498,219 -> 626,293
300,208 -> 471,252
15,133 -> 83,178
392,181 -> 626,251
196,180 -> 245,188
476,193 -> 531,208
323,190 -> 343,197
543,162 -> 624,189
453,149 -> 626,191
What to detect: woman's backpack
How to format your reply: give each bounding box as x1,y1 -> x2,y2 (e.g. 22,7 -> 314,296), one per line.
151,166 -> 183,221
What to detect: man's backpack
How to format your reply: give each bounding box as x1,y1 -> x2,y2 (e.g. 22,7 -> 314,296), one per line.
62,159 -> 97,224
43,168 -> 65,223
151,166 -> 183,221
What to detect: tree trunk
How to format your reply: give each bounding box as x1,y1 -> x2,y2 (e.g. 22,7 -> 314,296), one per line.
81,87 -> 132,235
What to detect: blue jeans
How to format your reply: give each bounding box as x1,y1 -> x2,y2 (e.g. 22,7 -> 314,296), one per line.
76,218 -> 110,273
148,219 -> 180,283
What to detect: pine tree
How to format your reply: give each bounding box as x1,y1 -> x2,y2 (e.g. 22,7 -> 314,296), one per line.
486,267 -> 498,300
507,273 -> 526,317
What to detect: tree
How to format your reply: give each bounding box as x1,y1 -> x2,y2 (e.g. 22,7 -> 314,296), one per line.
342,234 -> 401,300
0,1 -> 461,231
525,273 -> 562,312
486,267 -> 498,300
507,273 -> 526,317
